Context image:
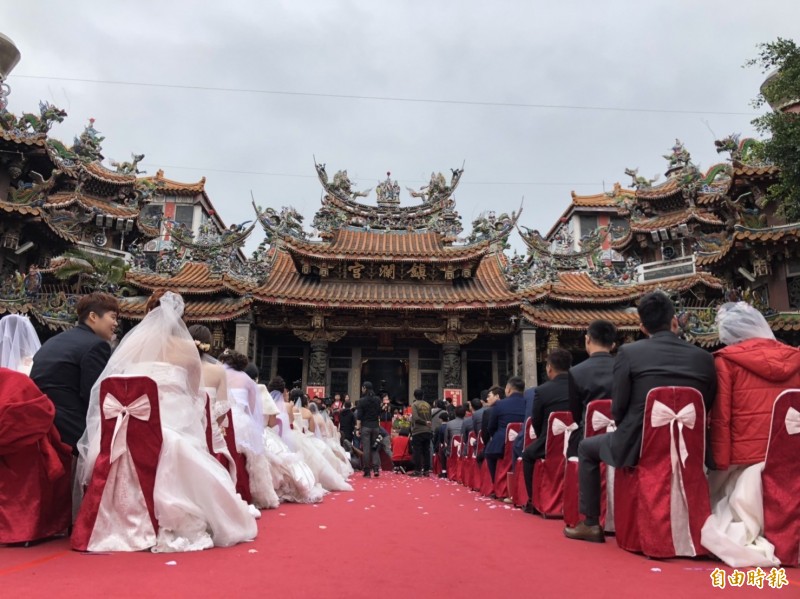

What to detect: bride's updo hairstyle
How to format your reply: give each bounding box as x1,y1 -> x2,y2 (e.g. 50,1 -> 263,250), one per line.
145,289 -> 168,313
187,324 -> 213,356
218,349 -> 248,372
267,376 -> 286,393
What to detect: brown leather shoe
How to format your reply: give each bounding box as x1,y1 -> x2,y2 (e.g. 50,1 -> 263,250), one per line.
564,521 -> 605,543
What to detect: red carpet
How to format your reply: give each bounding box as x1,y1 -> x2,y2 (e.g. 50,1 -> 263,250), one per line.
1,473 -> 797,598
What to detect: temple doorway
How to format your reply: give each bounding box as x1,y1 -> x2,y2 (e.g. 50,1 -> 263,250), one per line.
360,358 -> 409,406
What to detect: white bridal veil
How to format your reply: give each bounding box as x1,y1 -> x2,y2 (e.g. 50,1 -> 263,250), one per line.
716,302 -> 775,346
0,314 -> 41,373
75,292 -> 203,489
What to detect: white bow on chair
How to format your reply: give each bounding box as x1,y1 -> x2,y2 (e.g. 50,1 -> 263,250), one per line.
591,411 -> 616,434
103,394 -> 152,463
551,418 -> 578,458
649,399 -> 697,556
785,407 -> 800,435
508,429 -> 519,443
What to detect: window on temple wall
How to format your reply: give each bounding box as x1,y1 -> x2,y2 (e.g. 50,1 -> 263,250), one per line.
788,277 -> 800,310
174,205 -> 194,230
579,215 -> 599,235
421,372 -> 440,403
141,204 -> 163,227
330,371 -> 349,398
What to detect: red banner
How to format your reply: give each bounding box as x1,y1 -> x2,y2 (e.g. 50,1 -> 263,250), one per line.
443,388 -> 463,406
306,386 -> 326,400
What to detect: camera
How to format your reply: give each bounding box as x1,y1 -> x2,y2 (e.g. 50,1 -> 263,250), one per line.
372,432 -> 385,451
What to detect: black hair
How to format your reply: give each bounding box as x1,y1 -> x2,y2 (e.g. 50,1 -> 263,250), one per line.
488,385 -> 505,399
413,388 -> 424,401
455,405 -> 468,418
267,376 -> 286,393
506,376 -> 525,393
637,291 -> 675,334
547,348 -> 573,373
470,397 -> 482,411
480,389 -> 489,402
362,381 -> 374,395
587,319 -> 617,348
218,349 -> 249,371
244,362 -> 259,381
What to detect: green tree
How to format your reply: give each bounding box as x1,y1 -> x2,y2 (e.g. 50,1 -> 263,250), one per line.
747,38 -> 800,221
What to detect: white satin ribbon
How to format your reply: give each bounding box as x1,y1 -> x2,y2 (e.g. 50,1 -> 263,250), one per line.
508,429 -> 519,443
650,401 -> 696,469
785,407 -> 800,435
102,393 -> 152,463
591,411 -> 616,433
649,399 -> 697,556
551,418 -> 578,458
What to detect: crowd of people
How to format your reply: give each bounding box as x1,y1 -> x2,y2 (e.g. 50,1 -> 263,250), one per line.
1,289 -> 798,567
392,291 -> 800,568
0,290 -> 356,552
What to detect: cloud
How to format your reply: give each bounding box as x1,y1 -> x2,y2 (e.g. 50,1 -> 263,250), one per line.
2,1 -> 796,255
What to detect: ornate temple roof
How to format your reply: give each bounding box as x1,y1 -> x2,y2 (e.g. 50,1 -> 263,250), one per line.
120,295 -> 253,322
252,249 -> 518,311
141,169 -> 206,195
46,190 -> 140,218
570,184 -> 634,208
126,262 -> 257,295
521,304 -> 642,331
282,229 -> 494,264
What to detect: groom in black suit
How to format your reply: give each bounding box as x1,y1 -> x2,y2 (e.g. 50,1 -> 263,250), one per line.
30,292 -> 119,451
564,291 -> 716,543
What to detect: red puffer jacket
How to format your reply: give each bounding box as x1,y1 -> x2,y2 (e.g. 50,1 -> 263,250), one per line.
711,338 -> 800,469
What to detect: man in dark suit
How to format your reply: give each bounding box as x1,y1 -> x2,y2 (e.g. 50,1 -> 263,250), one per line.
459,397 -> 481,456
472,389 -> 489,441
566,320 -> 617,457
521,349 -> 572,511
565,291 -> 716,543
485,377 -> 526,483
30,292 -> 118,451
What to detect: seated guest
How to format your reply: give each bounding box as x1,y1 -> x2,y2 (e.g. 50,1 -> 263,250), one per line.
460,398 -> 481,456
480,387 -> 504,446
431,400 -> 448,433
472,390 -> 489,441
701,302 -> 800,567
0,314 -> 41,374
521,349 -> 572,513
567,320 -> 616,457
565,291 -> 716,543
442,404 -> 467,471
0,368 -> 72,544
485,377 -> 526,483
30,292 -> 118,451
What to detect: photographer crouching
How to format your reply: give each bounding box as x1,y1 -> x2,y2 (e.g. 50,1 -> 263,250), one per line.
355,381 -> 382,478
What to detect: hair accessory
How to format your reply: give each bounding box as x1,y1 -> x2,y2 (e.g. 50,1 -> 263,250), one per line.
194,339 -> 211,352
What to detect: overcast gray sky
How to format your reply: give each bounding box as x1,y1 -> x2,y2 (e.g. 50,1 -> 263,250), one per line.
3,1 -> 797,255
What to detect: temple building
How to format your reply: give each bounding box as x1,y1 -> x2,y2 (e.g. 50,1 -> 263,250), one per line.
2,94 -> 800,404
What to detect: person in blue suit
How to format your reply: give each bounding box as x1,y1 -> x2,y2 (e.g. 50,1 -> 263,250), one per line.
484,376 -> 527,486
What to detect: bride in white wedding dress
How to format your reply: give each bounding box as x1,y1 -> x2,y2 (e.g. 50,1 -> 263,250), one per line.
75,291 -> 257,552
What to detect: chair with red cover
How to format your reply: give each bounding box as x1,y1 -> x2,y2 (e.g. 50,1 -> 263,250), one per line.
532,411 -> 576,517
563,400 -> 615,528
462,431 -> 477,489
477,436 -> 494,496
762,389 -> 800,565
72,376 -> 163,551
0,368 -> 72,544
613,387 -> 710,558
494,422 -> 522,499
220,400 -> 252,503
447,435 -> 462,481
510,418 -> 536,506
